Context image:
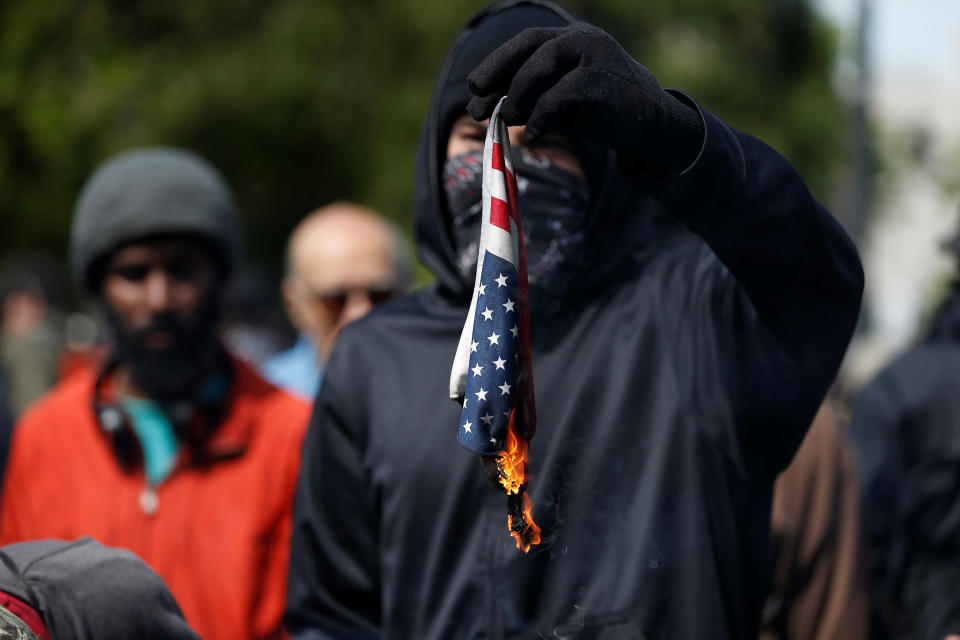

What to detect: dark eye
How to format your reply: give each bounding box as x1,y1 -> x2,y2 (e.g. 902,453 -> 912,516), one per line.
114,265 -> 150,282
455,122 -> 487,141
166,261 -> 202,282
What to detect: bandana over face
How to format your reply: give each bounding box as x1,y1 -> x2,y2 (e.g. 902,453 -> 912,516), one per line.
444,147 -> 591,294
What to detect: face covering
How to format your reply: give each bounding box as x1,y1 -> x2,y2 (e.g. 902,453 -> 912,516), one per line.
443,147 -> 591,294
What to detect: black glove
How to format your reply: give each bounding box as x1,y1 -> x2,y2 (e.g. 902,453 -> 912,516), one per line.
467,23 -> 704,180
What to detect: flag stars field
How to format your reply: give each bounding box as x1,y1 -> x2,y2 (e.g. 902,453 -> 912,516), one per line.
457,261 -> 524,454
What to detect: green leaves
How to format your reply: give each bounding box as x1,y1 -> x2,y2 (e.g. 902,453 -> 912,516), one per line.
0,0 -> 845,288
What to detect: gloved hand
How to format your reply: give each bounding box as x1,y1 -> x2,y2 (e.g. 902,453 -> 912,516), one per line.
467,23 -> 704,180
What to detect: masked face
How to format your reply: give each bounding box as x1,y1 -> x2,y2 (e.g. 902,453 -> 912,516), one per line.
443,147 -> 591,292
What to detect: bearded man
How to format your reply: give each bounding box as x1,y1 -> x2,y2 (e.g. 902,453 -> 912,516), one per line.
0,147 -> 310,640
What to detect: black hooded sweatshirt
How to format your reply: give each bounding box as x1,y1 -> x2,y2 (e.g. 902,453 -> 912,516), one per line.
286,2 -> 863,638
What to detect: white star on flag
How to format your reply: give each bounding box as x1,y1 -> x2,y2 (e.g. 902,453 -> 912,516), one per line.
472,364 -> 483,377
495,273 -> 508,288
499,382 -> 511,396
487,332 -> 500,346
481,307 -> 494,321
462,420 -> 472,433
493,357 -> 506,370
503,299 -> 515,313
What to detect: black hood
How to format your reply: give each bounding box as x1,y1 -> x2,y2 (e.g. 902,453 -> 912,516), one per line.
413,0 -> 656,302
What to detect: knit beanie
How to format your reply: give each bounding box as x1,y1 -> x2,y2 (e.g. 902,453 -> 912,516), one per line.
70,147 -> 241,292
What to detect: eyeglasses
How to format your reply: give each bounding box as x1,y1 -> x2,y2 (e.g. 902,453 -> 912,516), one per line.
310,286 -> 397,320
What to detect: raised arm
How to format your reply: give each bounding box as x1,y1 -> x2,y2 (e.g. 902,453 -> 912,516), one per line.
468,22 -> 863,479
647,98 -> 863,479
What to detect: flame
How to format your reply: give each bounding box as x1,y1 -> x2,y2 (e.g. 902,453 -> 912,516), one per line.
497,409 -> 541,552
508,492 -> 542,553
496,412 -> 528,495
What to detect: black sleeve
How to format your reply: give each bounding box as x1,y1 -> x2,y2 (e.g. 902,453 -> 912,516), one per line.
647,93 -> 864,481
285,358 -> 381,639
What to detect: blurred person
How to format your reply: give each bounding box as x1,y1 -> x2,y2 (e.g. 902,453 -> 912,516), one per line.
0,256 -> 66,416
285,2 -> 863,638
761,402 -> 869,640
55,310 -> 109,382
0,147 -> 310,640
262,202 -> 409,399
0,537 -> 199,639
851,210 -> 960,640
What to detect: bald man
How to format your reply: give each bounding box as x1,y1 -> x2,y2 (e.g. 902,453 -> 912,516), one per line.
263,203 -> 409,399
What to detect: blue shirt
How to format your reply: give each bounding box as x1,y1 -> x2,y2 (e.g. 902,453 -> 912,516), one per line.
120,396 -> 179,486
261,334 -> 322,400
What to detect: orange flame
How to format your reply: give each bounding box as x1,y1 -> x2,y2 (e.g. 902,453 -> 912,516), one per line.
496,412 -> 528,495
497,409 -> 542,552
508,492 -> 542,553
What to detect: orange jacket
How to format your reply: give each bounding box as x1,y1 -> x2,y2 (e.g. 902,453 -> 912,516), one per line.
0,359 -> 310,640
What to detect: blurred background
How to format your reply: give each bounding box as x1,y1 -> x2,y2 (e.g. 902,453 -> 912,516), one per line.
0,0 -> 957,408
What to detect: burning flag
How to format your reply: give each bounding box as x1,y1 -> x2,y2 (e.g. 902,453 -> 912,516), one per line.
449,96 -> 540,553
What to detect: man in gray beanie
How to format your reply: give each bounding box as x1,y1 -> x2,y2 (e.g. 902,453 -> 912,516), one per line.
0,147 -> 311,640
70,147 -> 241,399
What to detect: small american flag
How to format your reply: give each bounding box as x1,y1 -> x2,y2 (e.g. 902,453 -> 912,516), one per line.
450,97 -> 536,456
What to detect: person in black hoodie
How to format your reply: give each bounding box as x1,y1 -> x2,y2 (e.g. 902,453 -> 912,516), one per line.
850,216 -> 960,640
286,2 -> 863,638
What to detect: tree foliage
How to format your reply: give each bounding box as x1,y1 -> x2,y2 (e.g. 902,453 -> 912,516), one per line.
0,0 -> 845,283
